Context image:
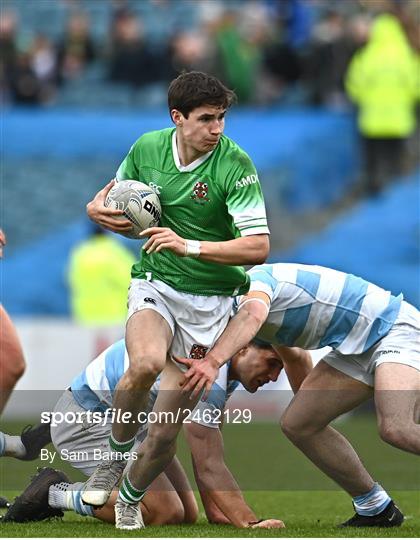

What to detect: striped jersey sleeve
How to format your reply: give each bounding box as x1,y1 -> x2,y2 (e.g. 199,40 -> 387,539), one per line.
250,263 -> 403,354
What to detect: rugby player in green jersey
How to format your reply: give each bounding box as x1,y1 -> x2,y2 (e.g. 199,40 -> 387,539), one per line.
82,72 -> 270,529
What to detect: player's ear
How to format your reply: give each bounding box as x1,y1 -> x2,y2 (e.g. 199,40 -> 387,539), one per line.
171,109 -> 183,125
237,345 -> 250,357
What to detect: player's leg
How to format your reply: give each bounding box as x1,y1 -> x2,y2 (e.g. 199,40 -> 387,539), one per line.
0,422 -> 51,461
0,305 -> 26,414
117,358 -> 201,504
114,288 -> 233,529
281,357 -> 404,526
82,281 -> 174,506
281,359 -> 374,495
375,363 -> 420,454
163,455 -> 198,523
372,302 -> 420,454
117,286 -> 233,495
111,308 -> 172,444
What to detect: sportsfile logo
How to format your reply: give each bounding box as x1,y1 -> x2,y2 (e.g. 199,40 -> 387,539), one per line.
236,174 -> 259,189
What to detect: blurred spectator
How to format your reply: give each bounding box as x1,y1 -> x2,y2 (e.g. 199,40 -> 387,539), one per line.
30,33 -> 58,103
4,0 -> 416,109
10,51 -> 42,105
260,18 -> 302,104
304,9 -> 367,108
68,224 -> 136,326
266,0 -> 314,50
57,12 -> 95,82
167,30 -> 215,80
0,10 -> 18,102
345,12 -> 419,195
211,7 -> 265,103
108,9 -> 161,87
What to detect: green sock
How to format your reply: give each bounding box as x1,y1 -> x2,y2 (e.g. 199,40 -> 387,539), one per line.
109,434 -> 135,454
118,475 -> 147,505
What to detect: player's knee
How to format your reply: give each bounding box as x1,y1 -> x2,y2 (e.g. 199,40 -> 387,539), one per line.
378,420 -> 406,447
147,426 -> 177,457
149,493 -> 185,525
126,355 -> 164,387
280,414 -> 299,441
280,410 -> 317,441
1,355 -> 26,385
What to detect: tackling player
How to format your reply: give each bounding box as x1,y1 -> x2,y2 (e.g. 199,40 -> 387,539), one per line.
83,71 -> 270,529
181,262 -> 420,527
0,229 -> 26,414
2,338 -> 300,529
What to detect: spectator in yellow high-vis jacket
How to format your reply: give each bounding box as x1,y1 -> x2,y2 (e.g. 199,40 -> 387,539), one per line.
345,13 -> 419,195
68,224 -> 135,325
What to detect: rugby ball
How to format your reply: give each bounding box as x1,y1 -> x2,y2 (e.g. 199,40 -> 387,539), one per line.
105,180 -> 161,239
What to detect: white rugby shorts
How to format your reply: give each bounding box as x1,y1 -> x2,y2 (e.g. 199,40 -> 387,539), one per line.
322,301 -> 420,386
127,278 -> 233,364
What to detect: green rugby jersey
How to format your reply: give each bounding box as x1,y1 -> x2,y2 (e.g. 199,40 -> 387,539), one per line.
116,128 -> 269,296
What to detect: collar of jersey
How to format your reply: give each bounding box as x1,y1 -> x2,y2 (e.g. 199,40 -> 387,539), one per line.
172,130 -> 215,172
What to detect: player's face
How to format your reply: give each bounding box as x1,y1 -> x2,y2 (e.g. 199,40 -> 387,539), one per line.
175,105 -> 226,153
236,347 -> 283,393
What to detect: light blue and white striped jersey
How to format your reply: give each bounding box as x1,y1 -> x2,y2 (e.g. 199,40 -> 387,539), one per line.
70,339 -> 239,429
246,263 -> 402,354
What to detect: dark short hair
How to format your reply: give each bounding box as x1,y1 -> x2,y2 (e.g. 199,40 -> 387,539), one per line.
249,339 -> 274,352
168,71 -> 236,118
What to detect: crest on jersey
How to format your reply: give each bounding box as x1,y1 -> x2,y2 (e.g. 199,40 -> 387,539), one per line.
189,344 -> 209,359
191,181 -> 210,204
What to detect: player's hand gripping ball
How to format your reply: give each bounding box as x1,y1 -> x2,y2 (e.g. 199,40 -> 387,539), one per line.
105,180 -> 161,239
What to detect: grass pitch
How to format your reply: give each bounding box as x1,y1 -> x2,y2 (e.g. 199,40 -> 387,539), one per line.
1,415 -> 419,537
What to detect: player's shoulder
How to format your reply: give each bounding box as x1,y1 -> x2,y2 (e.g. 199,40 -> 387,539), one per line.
217,134 -> 255,170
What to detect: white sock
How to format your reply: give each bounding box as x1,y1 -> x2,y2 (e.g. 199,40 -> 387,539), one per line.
353,482 -> 391,516
49,482 -> 94,516
0,432 -> 26,459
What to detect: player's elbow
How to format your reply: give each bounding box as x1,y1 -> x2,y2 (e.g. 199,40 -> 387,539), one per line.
247,235 -> 269,264
241,303 -> 267,330
1,349 -> 26,384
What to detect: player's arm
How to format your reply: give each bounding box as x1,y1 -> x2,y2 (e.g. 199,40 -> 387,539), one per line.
141,229 -> 269,265
163,456 -> 198,524
180,292 -> 270,397
273,346 -> 313,394
184,421 -> 284,528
